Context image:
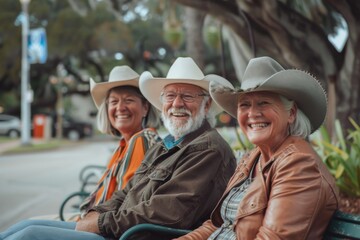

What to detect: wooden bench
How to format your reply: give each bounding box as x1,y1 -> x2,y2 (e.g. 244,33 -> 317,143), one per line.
119,210 -> 360,240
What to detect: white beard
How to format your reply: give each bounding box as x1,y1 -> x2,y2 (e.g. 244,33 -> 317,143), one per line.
162,101 -> 206,139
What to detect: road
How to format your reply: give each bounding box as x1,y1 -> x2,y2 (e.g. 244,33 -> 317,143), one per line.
0,139 -> 117,231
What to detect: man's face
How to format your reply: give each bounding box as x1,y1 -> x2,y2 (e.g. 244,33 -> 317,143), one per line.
160,83 -> 211,139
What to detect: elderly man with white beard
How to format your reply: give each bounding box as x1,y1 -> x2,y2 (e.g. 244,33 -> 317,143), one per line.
75,57 -> 236,240
1,57 -> 236,240
78,57 -> 237,240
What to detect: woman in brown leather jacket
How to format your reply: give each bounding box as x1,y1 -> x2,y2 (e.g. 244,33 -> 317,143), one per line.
177,56 -> 339,240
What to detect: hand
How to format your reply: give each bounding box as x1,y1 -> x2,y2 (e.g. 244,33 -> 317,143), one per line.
75,211 -> 101,234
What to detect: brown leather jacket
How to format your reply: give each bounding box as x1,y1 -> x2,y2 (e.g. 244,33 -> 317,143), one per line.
178,136 -> 339,240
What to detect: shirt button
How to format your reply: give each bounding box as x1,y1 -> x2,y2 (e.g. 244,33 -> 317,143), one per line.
224,220 -> 231,228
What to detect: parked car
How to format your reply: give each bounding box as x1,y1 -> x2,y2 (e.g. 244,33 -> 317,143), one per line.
52,115 -> 93,141
0,114 -> 21,138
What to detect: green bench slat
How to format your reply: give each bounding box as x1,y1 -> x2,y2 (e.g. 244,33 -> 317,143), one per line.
119,223 -> 191,240
118,210 -> 360,240
324,210 -> 360,240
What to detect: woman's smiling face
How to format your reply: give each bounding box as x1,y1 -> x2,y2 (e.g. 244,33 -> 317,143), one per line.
237,91 -> 295,150
107,87 -> 148,140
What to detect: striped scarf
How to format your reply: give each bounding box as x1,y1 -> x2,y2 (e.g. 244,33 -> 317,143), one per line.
79,128 -> 160,216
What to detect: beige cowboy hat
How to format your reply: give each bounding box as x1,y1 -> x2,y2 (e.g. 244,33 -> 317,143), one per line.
139,57 -> 233,114
90,66 -> 139,108
209,56 -> 327,133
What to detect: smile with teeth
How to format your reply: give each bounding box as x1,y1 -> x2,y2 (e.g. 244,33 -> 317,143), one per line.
115,114 -> 130,119
169,108 -> 190,118
249,123 -> 269,129
171,112 -> 189,117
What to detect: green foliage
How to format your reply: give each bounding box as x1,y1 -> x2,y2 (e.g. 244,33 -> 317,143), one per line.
217,126 -> 254,159
0,0 -> 171,115
232,127 -> 254,152
163,27 -> 184,51
0,92 -> 19,113
204,26 -> 220,50
47,9 -> 90,57
312,118 -> 360,197
232,128 -> 254,160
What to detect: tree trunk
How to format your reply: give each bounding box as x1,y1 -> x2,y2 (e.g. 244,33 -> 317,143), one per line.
328,0 -> 360,129
183,7 -> 206,69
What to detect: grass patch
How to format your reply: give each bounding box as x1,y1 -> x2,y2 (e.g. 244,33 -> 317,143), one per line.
0,137 -> 17,143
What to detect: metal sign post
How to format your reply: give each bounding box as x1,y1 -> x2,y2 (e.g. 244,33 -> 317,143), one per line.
20,0 -> 31,146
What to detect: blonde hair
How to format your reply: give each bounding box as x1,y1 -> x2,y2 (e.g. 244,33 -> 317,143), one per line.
97,86 -> 160,137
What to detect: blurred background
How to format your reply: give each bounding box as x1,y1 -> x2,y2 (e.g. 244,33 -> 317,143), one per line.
0,0 -> 358,142
1,0 -> 360,229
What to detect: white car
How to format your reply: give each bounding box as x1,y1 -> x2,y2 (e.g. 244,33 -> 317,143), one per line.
0,114 -> 21,138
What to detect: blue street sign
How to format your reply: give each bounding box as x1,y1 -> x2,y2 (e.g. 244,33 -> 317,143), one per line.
28,28 -> 47,64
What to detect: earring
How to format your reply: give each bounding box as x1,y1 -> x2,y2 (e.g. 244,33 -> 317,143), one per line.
142,115 -> 147,129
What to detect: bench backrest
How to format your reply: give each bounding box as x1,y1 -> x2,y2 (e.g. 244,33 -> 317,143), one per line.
324,210 -> 360,239
119,210 -> 360,240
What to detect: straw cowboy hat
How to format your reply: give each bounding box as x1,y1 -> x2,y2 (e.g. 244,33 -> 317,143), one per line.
90,66 -> 139,108
139,57 -> 233,114
209,56 -> 327,133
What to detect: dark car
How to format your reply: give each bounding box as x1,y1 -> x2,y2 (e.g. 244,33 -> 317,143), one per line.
51,115 -> 93,141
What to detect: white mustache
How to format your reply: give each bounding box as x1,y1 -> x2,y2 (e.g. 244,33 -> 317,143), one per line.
168,108 -> 191,116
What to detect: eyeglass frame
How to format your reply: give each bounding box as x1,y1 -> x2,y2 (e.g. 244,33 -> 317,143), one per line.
160,91 -> 210,103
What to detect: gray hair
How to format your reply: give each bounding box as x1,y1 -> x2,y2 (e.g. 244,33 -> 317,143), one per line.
202,93 -> 216,127
280,95 -> 312,139
96,86 -> 160,137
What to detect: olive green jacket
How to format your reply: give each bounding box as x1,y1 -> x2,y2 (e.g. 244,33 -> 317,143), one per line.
91,121 -> 236,239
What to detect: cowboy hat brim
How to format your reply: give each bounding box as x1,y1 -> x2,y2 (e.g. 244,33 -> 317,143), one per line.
210,69 -> 327,133
139,71 -> 233,115
90,77 -> 139,109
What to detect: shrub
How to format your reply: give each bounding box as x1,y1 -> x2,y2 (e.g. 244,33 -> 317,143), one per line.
312,118 -> 360,197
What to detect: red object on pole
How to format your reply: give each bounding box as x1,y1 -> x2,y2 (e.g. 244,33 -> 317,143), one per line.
33,114 -> 45,138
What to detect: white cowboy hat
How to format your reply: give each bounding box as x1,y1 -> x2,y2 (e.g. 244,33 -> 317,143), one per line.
90,66 -> 139,108
139,57 -> 233,114
209,56 -> 327,133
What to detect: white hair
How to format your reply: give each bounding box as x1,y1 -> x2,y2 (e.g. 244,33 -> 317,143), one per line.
203,95 -> 216,127
280,95 -> 312,139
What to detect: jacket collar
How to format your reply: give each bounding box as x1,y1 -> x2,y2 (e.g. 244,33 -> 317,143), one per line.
211,135 -> 302,226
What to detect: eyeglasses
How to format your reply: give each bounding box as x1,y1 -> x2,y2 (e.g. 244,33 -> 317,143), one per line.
160,91 -> 209,103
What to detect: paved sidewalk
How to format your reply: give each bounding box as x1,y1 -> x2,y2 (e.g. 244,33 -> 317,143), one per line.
0,140 -> 21,155
0,138 -> 63,155
0,134 -> 117,156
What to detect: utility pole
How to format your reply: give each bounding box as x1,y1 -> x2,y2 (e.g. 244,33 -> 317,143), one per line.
20,0 -> 31,146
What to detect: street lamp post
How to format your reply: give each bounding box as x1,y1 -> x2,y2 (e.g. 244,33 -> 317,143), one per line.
20,0 -> 31,145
